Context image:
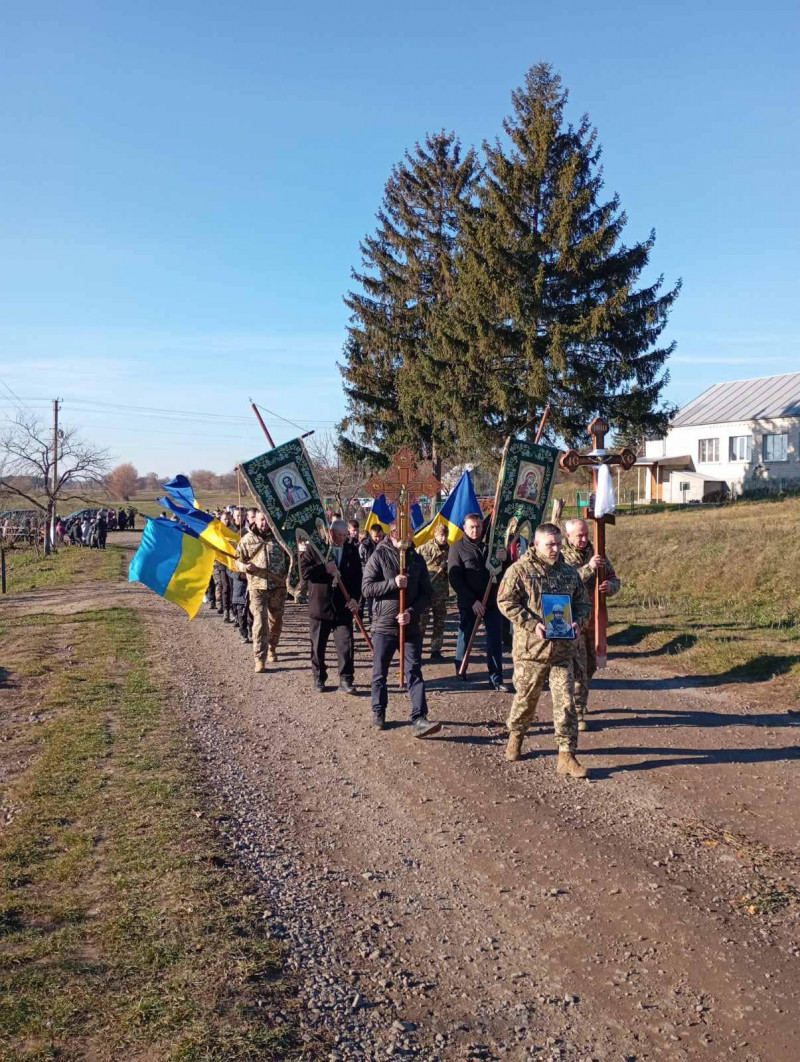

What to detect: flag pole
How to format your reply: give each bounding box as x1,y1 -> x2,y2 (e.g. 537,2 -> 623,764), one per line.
459,405 -> 551,677
249,398 -> 276,448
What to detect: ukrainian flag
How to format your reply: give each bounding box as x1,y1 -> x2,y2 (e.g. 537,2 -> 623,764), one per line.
411,502 -> 425,531
157,496 -> 240,571
129,517 -> 215,619
413,470 -> 481,547
364,494 -> 395,534
162,474 -> 199,509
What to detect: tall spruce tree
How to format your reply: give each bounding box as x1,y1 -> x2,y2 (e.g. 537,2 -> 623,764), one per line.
339,131 -> 478,475
436,64 -> 680,449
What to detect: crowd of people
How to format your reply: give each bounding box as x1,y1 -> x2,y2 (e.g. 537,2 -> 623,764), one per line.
53,507 -> 137,549
199,505 -> 619,780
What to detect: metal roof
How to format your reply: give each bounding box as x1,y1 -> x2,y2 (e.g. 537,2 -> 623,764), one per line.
671,372 -> 800,428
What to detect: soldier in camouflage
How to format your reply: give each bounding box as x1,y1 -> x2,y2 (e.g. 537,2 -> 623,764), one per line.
419,523 -> 450,659
497,522 -> 591,778
236,511 -> 290,673
562,518 -> 620,730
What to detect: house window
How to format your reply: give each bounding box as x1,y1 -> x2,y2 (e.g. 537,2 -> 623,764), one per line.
698,438 -> 719,463
763,433 -> 788,462
729,436 -> 752,462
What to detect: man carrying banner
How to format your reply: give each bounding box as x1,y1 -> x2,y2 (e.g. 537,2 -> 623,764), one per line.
237,512 -> 289,673
448,514 -> 508,690
497,522 -> 591,778
362,522 -> 441,737
419,522 -> 450,659
562,518 -> 620,729
300,519 -> 362,693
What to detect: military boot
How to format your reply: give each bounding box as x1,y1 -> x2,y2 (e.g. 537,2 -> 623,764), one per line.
254,658 -> 267,674
505,733 -> 524,761
267,647 -> 278,664
577,718 -> 592,732
557,750 -> 588,779
223,609 -> 232,623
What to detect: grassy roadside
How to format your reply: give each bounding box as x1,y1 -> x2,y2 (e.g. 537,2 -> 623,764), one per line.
1,542 -> 126,593
0,602 -> 301,1061
606,496 -> 800,695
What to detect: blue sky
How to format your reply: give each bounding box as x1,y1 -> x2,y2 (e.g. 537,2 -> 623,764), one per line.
1,0 -> 798,474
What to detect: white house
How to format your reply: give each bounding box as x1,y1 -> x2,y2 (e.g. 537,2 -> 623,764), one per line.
638,371 -> 800,503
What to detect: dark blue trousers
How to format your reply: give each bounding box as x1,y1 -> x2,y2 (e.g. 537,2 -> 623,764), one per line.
456,604 -> 504,685
371,630 -> 428,721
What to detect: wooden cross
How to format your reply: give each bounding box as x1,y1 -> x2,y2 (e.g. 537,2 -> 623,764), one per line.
362,447 -> 442,546
559,417 -> 636,668
362,448 -> 442,681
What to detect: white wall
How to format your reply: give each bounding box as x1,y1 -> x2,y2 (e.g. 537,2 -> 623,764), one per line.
667,471 -> 722,503
646,417 -> 800,493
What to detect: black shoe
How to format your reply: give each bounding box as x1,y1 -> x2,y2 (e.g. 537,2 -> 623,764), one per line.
338,680 -> 356,695
314,679 -> 325,693
372,713 -> 386,730
455,665 -> 470,681
245,634 -> 252,644
430,649 -> 443,660
413,717 -> 442,739
490,682 -> 510,693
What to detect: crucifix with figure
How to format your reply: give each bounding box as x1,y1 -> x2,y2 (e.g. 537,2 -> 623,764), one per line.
559,417 -> 636,668
363,448 -> 442,681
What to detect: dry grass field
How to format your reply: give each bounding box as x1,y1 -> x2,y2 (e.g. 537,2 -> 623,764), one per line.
607,495 -> 800,696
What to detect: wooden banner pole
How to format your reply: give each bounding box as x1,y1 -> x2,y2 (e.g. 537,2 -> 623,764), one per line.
249,398 -> 276,448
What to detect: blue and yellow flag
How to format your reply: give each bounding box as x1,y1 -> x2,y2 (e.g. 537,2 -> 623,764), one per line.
157,496 -> 240,571
129,517 -> 215,619
162,474 -> 199,509
411,502 -> 425,531
413,470 -> 481,547
364,494 -> 395,534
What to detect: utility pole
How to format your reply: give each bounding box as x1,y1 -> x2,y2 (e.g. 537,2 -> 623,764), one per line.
49,398 -> 60,555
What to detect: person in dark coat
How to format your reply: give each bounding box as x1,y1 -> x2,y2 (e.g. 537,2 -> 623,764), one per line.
96,512 -> 107,550
118,509 -> 127,532
299,520 -> 362,694
229,567 -> 252,643
448,512 -> 508,691
358,524 -> 384,626
361,523 -> 441,737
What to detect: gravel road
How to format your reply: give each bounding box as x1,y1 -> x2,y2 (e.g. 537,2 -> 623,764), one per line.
6,539 -> 799,1061
146,589 -> 800,1062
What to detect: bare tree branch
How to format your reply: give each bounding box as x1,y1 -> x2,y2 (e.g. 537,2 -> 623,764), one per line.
0,411 -> 111,517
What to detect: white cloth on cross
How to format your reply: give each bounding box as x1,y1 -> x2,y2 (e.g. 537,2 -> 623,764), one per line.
591,451 -> 616,518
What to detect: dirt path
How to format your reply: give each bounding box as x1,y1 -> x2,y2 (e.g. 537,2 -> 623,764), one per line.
5,547 -> 800,1060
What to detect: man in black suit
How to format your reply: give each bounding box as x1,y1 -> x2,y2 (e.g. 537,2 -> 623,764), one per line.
299,519 -> 362,694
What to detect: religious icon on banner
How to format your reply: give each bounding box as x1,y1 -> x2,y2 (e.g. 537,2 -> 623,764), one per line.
239,437 -> 329,559
513,462 -> 544,503
268,463 -> 311,510
542,594 -> 576,639
487,439 -> 560,556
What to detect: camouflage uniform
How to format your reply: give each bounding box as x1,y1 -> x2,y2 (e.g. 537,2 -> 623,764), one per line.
561,541 -> 620,718
497,552 -> 590,750
418,538 -> 450,653
237,529 -> 289,666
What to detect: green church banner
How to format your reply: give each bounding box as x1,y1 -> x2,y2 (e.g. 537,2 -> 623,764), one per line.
487,438 -> 560,554
239,437 -> 329,559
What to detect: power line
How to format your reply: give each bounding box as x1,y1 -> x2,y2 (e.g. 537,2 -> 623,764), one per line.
253,402 -> 308,432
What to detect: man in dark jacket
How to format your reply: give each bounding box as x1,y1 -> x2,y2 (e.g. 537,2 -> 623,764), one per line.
299,520 -> 362,693
362,523 -> 441,737
448,512 -> 508,691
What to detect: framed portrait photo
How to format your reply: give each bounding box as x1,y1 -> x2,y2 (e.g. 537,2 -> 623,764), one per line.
542,593 -> 576,640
